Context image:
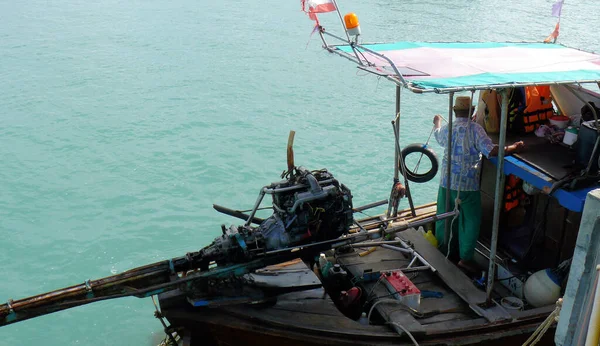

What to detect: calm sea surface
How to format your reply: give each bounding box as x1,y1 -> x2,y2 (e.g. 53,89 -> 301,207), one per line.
1,0 -> 599,344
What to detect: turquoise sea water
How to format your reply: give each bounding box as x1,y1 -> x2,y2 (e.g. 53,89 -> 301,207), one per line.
1,1 -> 599,345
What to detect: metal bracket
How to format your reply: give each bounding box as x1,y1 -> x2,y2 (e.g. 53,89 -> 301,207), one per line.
84,279 -> 92,292
6,299 -> 14,314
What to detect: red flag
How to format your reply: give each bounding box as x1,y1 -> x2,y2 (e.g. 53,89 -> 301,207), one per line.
301,0 -> 337,22
544,22 -> 560,43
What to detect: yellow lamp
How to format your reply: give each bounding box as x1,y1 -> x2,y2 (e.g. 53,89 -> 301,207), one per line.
344,13 -> 361,36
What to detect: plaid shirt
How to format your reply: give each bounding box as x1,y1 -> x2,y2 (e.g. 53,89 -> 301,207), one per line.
434,118 -> 495,191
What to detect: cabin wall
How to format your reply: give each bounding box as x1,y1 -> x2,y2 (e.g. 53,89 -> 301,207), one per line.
479,159 -> 581,270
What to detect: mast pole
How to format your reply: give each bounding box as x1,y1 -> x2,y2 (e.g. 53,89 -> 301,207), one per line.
394,85 -> 401,184
444,92 -> 454,246
388,86 -> 416,217
388,86 -> 402,218
487,88 -> 509,303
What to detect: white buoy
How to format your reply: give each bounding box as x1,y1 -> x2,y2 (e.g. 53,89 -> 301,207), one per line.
524,269 -> 562,308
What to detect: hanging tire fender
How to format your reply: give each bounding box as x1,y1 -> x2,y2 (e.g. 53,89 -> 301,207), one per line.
400,143 -> 439,183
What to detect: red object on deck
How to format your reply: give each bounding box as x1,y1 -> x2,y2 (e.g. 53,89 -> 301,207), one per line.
381,270 -> 421,310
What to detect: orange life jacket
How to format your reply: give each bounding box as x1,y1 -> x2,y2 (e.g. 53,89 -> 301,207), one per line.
508,86 -> 554,134
504,174 -> 524,212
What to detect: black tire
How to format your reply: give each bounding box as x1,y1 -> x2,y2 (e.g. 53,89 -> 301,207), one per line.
400,143 -> 438,183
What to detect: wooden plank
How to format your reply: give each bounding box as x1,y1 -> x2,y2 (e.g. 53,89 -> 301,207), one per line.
507,304 -> 556,321
418,312 -> 474,325
400,228 -> 512,323
422,317 -> 488,335
378,307 -> 426,337
417,281 -> 467,314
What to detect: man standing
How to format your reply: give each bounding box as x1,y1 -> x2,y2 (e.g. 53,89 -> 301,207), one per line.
433,95 -> 524,273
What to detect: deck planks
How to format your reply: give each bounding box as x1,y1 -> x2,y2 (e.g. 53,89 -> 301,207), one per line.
399,228 -> 512,323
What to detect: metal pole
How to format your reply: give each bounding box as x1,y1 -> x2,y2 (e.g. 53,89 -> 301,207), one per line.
444,92 -> 454,246
388,86 -> 403,217
330,0 -> 351,43
486,89 -> 509,303
394,86 -> 401,183
389,120 -> 417,217
329,0 -> 363,64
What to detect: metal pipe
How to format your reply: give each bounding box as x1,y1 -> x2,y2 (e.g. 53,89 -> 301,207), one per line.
245,188 -> 267,227
328,0 -> 363,65
486,89 -> 509,303
263,179 -> 334,194
400,265 -> 431,273
350,240 -> 402,247
388,88 -> 401,218
406,256 -> 419,268
385,210 -> 458,235
444,92 -> 454,246
332,210 -> 458,252
354,199 -> 388,213
321,31 -> 409,87
353,220 -> 368,233
390,238 -> 436,272
213,204 -> 264,225
394,87 -> 401,184
390,118 -> 417,218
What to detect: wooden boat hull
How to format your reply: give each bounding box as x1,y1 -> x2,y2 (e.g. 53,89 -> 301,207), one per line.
160,292 -> 554,346
158,205 -> 556,346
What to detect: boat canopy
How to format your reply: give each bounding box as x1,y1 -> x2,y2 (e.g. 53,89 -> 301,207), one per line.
331,41 -> 600,93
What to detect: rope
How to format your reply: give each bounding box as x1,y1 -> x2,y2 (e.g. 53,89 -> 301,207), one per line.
411,127 -> 436,174
388,322 -> 420,346
521,298 -> 562,346
152,295 -> 179,346
366,299 -> 420,346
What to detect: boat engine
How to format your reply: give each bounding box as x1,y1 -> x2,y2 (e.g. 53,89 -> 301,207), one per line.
0,166 -> 355,326
192,167 -> 353,270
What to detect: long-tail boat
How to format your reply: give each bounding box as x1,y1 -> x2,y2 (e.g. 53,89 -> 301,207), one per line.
3,3 -> 600,346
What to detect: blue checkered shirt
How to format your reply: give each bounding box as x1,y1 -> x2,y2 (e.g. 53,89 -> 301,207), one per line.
434,118 -> 495,191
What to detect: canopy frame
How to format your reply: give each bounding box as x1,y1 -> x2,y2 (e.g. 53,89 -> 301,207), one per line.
319,30 -> 600,94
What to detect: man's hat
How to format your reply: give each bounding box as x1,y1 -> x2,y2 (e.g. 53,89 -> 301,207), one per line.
453,96 -> 475,113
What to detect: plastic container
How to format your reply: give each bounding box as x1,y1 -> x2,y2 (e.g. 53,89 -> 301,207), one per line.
563,126 -> 578,146
319,253 -> 332,278
358,312 -> 369,325
318,253 -> 327,269
500,297 -> 524,311
328,264 -> 347,278
424,231 -> 438,248
549,115 -> 570,129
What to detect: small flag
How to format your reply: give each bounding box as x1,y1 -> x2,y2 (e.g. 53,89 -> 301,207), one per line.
544,22 -> 560,43
551,0 -> 564,18
301,0 -> 337,22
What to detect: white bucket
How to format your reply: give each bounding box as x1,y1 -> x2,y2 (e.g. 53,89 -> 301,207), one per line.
563,126 -> 578,146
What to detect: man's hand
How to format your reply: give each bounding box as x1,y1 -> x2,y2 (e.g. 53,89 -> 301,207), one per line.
488,141 -> 525,157
433,114 -> 442,128
510,141 -> 525,153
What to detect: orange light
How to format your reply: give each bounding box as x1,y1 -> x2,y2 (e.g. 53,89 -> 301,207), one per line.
344,13 -> 360,30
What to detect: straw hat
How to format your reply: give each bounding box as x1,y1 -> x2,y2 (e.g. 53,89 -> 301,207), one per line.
453,96 -> 475,114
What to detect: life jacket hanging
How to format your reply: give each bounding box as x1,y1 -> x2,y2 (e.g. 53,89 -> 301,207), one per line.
504,174 -> 524,212
508,86 -> 554,134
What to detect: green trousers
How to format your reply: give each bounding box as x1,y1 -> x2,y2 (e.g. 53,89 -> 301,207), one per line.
435,187 -> 481,261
